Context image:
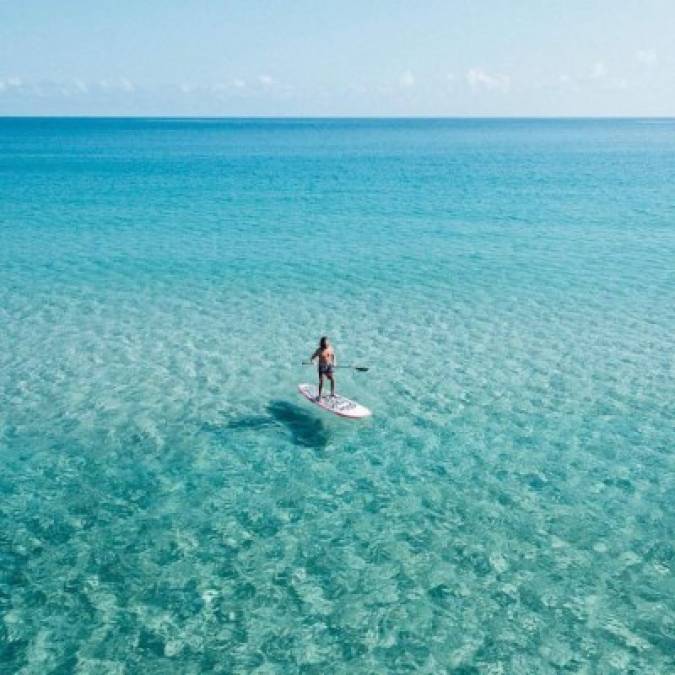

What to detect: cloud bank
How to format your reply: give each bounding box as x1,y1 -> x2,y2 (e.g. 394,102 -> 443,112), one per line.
465,68 -> 510,93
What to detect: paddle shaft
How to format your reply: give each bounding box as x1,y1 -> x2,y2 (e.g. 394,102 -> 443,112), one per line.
302,362 -> 369,372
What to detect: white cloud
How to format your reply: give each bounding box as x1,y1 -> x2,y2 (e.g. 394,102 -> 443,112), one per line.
73,79 -> 88,94
258,74 -> 273,86
610,77 -> 629,90
0,76 -> 24,94
399,69 -> 415,88
179,82 -> 193,94
590,61 -> 607,79
551,73 -> 582,92
466,67 -> 510,93
119,77 -> 135,92
586,62 -> 630,90
346,83 -> 367,95
636,49 -> 658,67
210,79 -> 249,96
98,77 -> 135,92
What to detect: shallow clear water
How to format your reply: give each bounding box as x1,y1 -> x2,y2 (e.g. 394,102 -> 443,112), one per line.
1,118 -> 674,673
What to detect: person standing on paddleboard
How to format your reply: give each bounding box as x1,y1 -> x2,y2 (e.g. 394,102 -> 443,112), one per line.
310,336 -> 336,399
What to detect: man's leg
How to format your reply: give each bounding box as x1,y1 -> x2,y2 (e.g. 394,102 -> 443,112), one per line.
318,373 -> 324,399
328,373 -> 335,396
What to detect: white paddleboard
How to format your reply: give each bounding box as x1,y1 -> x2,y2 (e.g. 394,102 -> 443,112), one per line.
298,383 -> 372,419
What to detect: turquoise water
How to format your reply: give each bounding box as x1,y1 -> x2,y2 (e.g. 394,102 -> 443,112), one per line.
1,118 -> 674,673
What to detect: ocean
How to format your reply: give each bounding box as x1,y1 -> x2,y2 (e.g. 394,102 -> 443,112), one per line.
1,118 -> 674,672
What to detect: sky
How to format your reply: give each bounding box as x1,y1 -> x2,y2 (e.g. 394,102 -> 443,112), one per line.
0,1 -> 673,116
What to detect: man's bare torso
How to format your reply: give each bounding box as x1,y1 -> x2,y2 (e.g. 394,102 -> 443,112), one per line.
316,347 -> 334,365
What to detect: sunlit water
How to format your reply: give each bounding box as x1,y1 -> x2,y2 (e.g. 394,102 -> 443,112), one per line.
1,118 -> 674,673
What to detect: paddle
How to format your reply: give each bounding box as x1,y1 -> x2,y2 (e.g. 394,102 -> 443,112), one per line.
302,362 -> 369,372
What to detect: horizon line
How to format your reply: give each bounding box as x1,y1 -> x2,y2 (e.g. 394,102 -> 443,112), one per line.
1,114 -> 674,120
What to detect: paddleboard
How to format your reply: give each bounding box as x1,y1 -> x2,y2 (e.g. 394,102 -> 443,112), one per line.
297,383 -> 372,419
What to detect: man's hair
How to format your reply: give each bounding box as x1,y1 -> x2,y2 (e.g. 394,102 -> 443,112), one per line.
320,336 -> 328,348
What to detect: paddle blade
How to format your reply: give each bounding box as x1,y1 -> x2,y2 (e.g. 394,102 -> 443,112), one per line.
354,367 -> 369,372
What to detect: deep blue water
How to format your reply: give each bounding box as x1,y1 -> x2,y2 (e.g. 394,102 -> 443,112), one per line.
1,118 -> 674,672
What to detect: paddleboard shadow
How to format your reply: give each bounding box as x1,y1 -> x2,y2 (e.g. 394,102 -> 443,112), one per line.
266,401 -> 330,449
208,403 -> 331,450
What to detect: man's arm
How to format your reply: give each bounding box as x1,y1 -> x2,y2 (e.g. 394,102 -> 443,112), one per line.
310,348 -> 320,362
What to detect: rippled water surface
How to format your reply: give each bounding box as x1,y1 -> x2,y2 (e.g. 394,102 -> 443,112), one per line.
1,118 -> 674,673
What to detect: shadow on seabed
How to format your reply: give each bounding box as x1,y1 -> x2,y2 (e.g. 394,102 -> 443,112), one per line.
210,400 -> 330,450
